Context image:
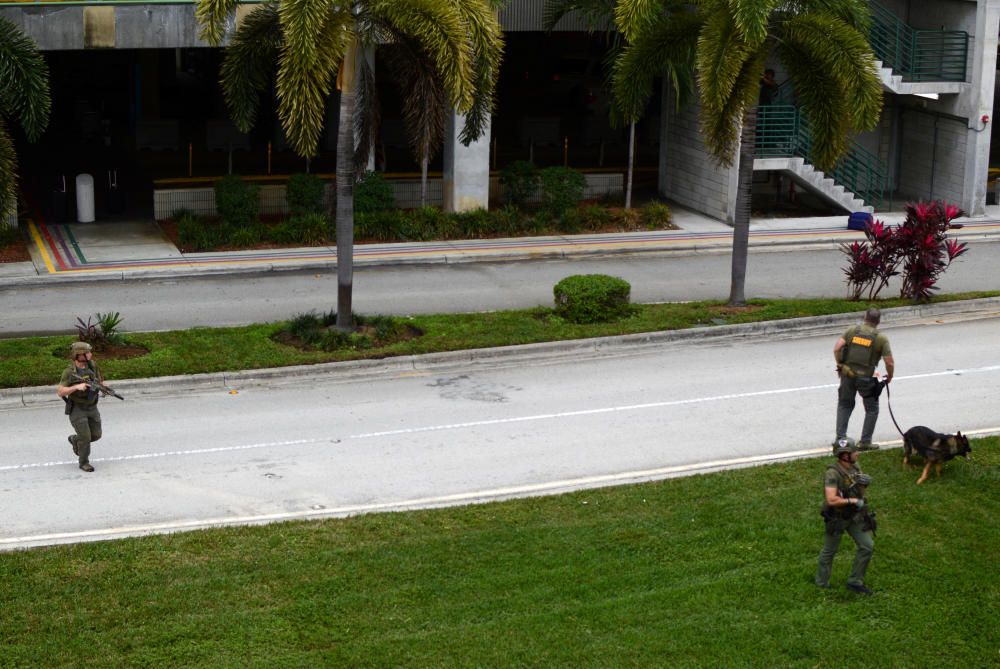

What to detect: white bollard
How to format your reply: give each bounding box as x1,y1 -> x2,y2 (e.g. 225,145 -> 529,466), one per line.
75,173 -> 95,223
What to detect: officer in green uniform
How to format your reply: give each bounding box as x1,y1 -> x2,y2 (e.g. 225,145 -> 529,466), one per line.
816,437 -> 875,595
56,342 -> 108,472
833,307 -> 894,451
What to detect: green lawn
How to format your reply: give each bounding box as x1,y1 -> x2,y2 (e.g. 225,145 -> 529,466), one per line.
1,439 -> 996,668
3,292 -> 998,388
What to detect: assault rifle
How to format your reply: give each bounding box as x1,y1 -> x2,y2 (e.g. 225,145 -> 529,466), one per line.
70,373 -> 125,401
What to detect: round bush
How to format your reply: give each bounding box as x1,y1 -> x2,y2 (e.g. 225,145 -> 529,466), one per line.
355,171 -> 395,214
538,167 -> 585,216
215,175 -> 260,228
499,161 -> 538,208
553,274 -> 632,324
286,173 -> 326,217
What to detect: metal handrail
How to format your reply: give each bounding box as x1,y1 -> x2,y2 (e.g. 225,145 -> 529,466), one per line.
756,105 -> 887,210
869,1 -> 968,82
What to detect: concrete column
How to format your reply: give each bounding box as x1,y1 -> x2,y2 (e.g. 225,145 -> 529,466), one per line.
443,112 -> 491,212
962,0 -> 1000,216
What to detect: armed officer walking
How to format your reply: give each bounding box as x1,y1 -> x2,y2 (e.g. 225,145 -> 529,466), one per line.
833,307 -> 894,451
816,437 -> 876,595
56,342 -> 112,472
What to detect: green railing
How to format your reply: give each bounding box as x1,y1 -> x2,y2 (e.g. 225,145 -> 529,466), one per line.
756,105 -> 887,210
869,2 -> 968,82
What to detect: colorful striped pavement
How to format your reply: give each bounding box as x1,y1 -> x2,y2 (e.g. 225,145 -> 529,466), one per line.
23,215 -> 1000,278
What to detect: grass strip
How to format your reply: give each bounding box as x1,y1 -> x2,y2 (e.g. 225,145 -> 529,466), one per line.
2,292 -> 998,389
1,438 -> 997,667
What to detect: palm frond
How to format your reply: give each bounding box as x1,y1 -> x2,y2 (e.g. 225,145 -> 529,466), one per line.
612,11 -> 701,122
276,3 -> 352,156
368,0 -> 475,113
195,0 -> 242,46
696,9 -> 755,113
0,17 -> 50,141
219,3 -> 282,134
733,0 -> 784,47
450,0 -> 504,144
0,118 -> 17,221
544,0 -> 615,33
699,44 -> 768,165
385,40 -> 448,166
788,0 -> 870,32
614,0 -> 663,43
778,13 -> 882,133
353,51 -> 384,173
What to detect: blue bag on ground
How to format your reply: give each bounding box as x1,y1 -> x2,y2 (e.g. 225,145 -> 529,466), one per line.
847,212 -> 872,231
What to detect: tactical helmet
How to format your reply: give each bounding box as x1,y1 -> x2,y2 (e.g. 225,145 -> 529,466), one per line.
834,437 -> 858,456
70,341 -> 93,356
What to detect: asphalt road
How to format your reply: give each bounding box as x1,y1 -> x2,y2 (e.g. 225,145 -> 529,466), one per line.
1,242 -> 998,336
3,311 -> 997,550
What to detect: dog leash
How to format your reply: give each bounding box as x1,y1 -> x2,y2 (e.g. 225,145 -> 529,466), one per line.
883,381 -> 905,438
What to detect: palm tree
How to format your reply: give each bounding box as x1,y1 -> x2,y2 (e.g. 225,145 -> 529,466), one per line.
195,0 -> 503,329
0,18 -> 51,223
606,1 -> 701,209
617,0 -> 882,305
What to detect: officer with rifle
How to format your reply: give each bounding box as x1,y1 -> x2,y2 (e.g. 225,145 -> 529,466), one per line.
816,437 -> 877,595
56,342 -> 123,472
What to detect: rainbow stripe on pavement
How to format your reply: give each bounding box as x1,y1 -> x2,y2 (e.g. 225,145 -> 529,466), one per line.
25,215 -> 1000,276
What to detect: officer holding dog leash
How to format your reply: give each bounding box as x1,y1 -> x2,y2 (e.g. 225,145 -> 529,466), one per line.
816,437 -> 876,595
833,307 -> 894,451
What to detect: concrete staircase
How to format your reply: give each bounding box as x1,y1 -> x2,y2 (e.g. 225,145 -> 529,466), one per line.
874,60 -> 965,97
753,157 -> 873,214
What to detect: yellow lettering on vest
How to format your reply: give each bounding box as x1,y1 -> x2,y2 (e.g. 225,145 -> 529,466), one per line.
851,336 -> 873,347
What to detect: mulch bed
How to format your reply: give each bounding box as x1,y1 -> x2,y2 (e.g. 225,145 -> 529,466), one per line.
0,234 -> 31,263
272,323 -> 423,353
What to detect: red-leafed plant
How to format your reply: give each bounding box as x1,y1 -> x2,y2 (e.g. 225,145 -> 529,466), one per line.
895,201 -> 968,301
841,201 -> 968,302
841,218 -> 902,300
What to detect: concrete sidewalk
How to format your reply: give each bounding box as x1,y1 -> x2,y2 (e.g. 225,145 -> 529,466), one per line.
7,205 -> 1000,287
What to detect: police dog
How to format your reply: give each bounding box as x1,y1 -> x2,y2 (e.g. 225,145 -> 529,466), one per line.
902,426 -> 971,484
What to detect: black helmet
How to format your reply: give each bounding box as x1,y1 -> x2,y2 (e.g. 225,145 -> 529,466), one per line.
834,437 -> 858,456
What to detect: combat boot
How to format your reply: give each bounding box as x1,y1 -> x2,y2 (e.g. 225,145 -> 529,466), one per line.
857,441 -> 880,451
68,435 -> 78,456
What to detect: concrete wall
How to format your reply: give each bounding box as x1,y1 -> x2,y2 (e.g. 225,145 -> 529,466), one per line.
896,109 -> 967,204
659,94 -> 734,222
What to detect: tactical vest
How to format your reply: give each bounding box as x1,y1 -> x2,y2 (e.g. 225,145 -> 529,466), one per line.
842,325 -> 881,377
65,362 -> 100,407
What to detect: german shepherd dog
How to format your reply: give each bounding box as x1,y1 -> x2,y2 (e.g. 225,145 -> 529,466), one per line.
902,426 -> 972,484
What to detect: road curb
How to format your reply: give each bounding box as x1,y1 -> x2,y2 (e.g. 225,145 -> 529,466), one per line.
5,296 -> 999,410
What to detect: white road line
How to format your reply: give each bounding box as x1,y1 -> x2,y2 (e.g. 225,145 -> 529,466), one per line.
0,446 -> 849,547
4,365 -> 999,472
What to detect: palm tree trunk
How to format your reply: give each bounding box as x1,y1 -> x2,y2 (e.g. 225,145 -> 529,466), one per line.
420,153 -> 428,207
335,39 -> 360,330
728,107 -> 757,307
625,121 -> 636,210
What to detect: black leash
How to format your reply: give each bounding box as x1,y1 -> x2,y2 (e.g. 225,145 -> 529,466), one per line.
883,380 -> 905,438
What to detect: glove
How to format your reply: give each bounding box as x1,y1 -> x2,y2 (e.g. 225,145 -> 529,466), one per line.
854,498 -> 866,509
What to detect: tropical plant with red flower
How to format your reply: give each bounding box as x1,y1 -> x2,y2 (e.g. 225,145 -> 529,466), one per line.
897,201 -> 968,301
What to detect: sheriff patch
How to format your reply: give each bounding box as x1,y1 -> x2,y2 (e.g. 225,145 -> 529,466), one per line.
850,336 -> 873,347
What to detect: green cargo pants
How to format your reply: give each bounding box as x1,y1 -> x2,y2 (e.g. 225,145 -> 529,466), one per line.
69,404 -> 102,466
816,513 -> 874,588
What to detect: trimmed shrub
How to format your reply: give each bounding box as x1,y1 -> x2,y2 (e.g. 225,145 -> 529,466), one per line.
553,274 -> 632,324
500,161 -> 538,208
538,167 -> 585,216
616,208 -> 642,231
454,208 -> 492,238
557,207 -> 583,234
229,224 -> 267,248
579,205 -> 614,230
286,213 -> 330,244
286,173 -> 326,217
177,212 -> 218,251
355,171 -> 395,214
356,210 -> 405,242
215,175 -> 260,228
490,205 -> 528,237
639,201 -> 673,230
403,206 -> 447,241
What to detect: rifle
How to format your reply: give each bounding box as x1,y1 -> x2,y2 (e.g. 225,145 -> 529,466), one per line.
70,373 -> 125,401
